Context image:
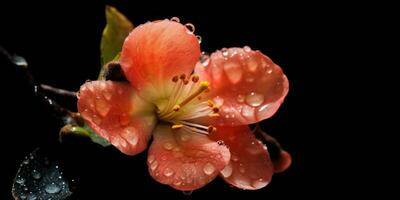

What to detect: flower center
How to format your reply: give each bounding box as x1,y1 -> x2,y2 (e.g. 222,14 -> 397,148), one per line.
157,73 -> 219,135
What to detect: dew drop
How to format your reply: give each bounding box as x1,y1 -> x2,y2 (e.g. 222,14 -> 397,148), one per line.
220,163 -> 233,178
27,195 -> 37,200
163,167 -> 175,177
20,195 -> 27,200
267,69 -> 273,74
213,96 -> 224,106
221,48 -> 229,57
119,113 -> 131,126
241,105 -> 255,119
23,186 -> 28,191
231,155 -> 239,162
170,16 -> 180,23
173,180 -> 182,186
239,166 -> 246,173
148,155 -> 155,164
243,46 -> 252,52
245,92 -> 264,107
103,91 -> 112,101
199,52 -> 210,67
23,159 -> 29,165
217,140 -> 225,146
185,23 -> 195,34
16,176 -> 25,185
45,183 -> 61,194
180,133 -> 190,142
123,127 -> 138,146
92,114 -> 102,125
237,94 -> 245,103
245,76 -> 255,82
150,160 -> 158,171
252,178 -> 269,188
247,58 -> 258,72
224,61 -> 243,84
163,142 -> 174,150
31,169 -> 41,179
95,98 -> 111,117
196,35 -> 202,44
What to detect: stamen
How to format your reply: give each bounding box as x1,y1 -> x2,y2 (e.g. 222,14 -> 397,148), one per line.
191,74 -> 199,82
172,124 -> 184,129
178,81 -> 209,107
207,100 -> 214,107
207,126 -> 217,133
179,73 -> 186,80
208,113 -> 220,117
172,75 -> 179,82
212,106 -> 219,113
173,105 -> 180,111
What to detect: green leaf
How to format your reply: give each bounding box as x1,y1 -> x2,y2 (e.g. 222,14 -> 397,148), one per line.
60,125 -> 110,147
99,6 -> 133,79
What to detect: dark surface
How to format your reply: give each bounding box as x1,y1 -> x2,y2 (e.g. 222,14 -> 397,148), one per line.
0,0 -> 373,199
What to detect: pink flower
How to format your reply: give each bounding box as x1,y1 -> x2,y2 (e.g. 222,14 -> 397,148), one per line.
77,19 -> 290,191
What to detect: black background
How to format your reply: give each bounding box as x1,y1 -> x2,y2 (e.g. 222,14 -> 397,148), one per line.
0,0 -> 385,199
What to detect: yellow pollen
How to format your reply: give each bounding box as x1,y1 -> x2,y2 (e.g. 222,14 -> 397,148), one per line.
172,124 -> 184,129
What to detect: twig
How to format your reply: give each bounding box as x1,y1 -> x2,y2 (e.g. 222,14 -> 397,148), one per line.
40,84 -> 77,98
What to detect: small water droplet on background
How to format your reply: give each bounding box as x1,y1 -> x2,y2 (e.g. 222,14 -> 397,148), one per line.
170,17 -> 180,23
185,23 -> 195,34
45,183 -> 61,194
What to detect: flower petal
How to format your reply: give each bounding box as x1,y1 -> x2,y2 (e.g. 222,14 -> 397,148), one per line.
147,124 -> 230,191
120,19 -> 201,101
209,125 -> 274,190
195,47 -> 289,126
77,81 -> 157,155
273,150 -> 292,173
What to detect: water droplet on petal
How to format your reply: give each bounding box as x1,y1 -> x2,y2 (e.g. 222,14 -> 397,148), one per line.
170,17 -> 180,23
173,180 -> 182,186
241,105 -> 255,119
213,96 -> 224,106
203,163 -> 215,175
23,159 -> 29,165
20,194 -> 27,200
119,113 -> 131,126
92,114 -> 102,125
245,92 -> 264,107
221,48 -> 229,57
236,94 -> 245,103
103,91 -> 112,101
267,69 -> 273,74
45,183 -> 60,194
252,178 -> 269,188
31,170 -> 41,179
221,163 -> 233,178
95,98 -> 111,117
163,168 -> 175,177
199,52 -> 210,67
224,61 -> 243,84
239,166 -> 246,173
123,127 -> 138,146
196,35 -> 202,44
148,155 -> 155,164
231,155 -> 239,162
243,46 -> 252,52
150,160 -> 158,171
217,140 -> 225,146
185,23 -> 195,34
163,142 -> 174,150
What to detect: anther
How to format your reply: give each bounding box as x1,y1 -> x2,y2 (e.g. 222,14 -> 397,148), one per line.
179,74 -> 186,80
191,75 -> 199,82
207,100 -> 214,107
172,76 -> 179,82
172,124 -> 184,129
212,106 -> 219,113
173,105 -> 180,111
183,79 -> 189,85
207,126 -> 217,133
